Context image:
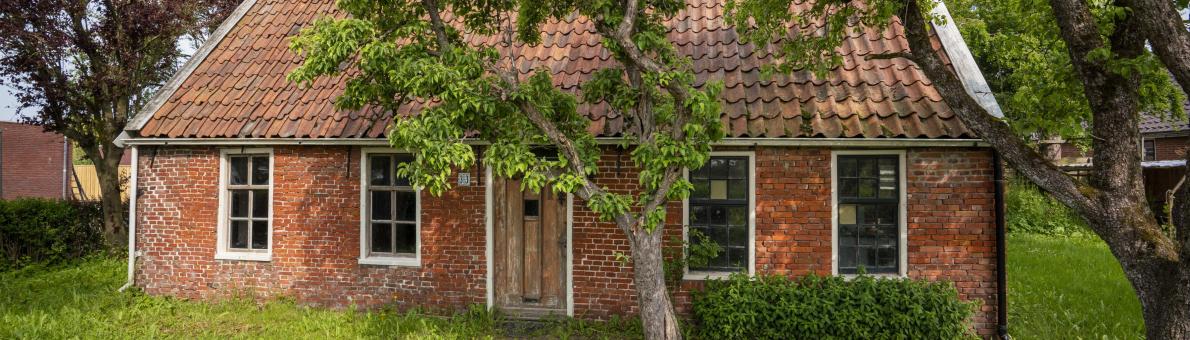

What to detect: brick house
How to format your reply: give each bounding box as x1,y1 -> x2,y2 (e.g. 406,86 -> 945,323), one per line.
0,121 -> 71,200
115,0 -> 1008,337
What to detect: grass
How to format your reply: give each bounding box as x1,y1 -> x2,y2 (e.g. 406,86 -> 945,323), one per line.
1008,233 -> 1144,339
0,256 -> 641,339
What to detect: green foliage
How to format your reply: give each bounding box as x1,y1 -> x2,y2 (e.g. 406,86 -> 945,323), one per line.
662,228 -> 722,290
1008,233 -> 1143,339
0,199 -> 105,270
0,257 -> 643,339
948,0 -> 1183,141
287,0 -> 724,233
692,273 -> 977,339
1006,179 -> 1089,236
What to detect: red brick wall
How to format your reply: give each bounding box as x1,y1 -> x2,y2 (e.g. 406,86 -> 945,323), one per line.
0,122 -> 68,200
1153,136 -> 1189,161
135,145 -> 998,337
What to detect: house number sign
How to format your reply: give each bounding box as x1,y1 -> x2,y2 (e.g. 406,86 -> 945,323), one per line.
458,173 -> 471,186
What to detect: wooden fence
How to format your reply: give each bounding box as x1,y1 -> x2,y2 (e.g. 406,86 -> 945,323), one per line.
71,165 -> 130,201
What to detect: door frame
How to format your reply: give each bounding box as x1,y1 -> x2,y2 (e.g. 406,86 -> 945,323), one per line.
485,166 -> 574,316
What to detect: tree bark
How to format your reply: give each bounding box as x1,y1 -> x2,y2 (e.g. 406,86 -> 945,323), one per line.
630,227 -> 682,340
81,141 -> 127,248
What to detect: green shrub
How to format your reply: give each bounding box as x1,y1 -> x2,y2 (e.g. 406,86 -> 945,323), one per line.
0,198 -> 105,270
1006,179 -> 1089,236
691,273 -> 977,339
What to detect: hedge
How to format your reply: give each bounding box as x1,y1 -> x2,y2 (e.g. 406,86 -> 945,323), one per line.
0,198 -> 105,270
691,273 -> 977,339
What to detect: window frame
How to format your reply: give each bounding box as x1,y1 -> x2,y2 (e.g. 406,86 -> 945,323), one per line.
358,147 -> 422,267
215,148 -> 274,262
831,150 -> 908,277
682,151 -> 756,280
1143,139 -> 1156,161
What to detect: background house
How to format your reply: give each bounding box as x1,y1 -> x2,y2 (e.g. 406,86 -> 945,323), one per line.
1048,111 -> 1188,221
0,121 -> 72,200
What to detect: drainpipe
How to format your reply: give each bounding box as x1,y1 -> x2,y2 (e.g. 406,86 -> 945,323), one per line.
118,146 -> 138,292
993,150 -> 1008,339
62,137 -> 69,199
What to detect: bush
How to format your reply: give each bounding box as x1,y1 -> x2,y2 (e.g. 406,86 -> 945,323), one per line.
0,198 -> 105,270
691,273 -> 977,339
1006,179 -> 1089,236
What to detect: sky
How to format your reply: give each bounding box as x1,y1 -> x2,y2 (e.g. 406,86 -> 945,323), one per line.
0,86 -> 20,122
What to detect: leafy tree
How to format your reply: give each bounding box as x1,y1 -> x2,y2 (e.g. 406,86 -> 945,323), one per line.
726,0 -> 1190,337
0,0 -> 238,247
947,0 -> 1182,155
288,0 -> 722,338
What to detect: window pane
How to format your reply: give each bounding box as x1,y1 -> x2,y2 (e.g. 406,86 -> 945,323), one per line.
251,220 -> 268,249
839,204 -> 857,225
708,206 -> 727,225
858,159 -> 877,177
709,158 -> 728,178
689,205 -> 706,226
395,191 -> 416,221
251,156 -> 269,185
704,226 -> 728,250
230,190 -> 248,218
727,179 -> 746,200
251,189 -> 268,218
839,179 -> 858,198
370,156 -> 391,186
727,158 -> 746,178
692,180 -> 709,198
523,199 -> 540,217
394,223 -> 416,254
371,223 -> 393,253
859,225 -> 877,246
858,179 -> 877,198
230,220 -> 249,249
393,155 -> 413,187
230,157 -> 248,185
728,246 -> 747,269
727,206 -> 746,226
371,191 -> 392,221
728,224 -> 747,248
877,247 -> 896,268
839,158 -> 857,177
840,245 -> 856,269
709,180 -> 728,200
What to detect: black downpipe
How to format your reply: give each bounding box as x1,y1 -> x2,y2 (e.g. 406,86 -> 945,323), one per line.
993,150 -> 1008,339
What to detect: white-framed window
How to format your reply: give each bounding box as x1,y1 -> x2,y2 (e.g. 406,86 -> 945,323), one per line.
215,148 -> 273,261
683,151 -> 756,280
359,148 -> 421,266
831,150 -> 908,276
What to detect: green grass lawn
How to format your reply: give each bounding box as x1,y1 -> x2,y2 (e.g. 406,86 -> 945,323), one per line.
1008,233 -> 1145,339
0,234 -> 1150,339
0,257 -> 640,339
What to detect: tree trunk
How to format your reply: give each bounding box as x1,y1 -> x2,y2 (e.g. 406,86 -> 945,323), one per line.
88,144 -> 127,249
630,227 -> 682,340
1133,269 -> 1190,339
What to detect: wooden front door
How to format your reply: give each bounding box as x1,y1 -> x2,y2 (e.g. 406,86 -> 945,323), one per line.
493,176 -> 567,317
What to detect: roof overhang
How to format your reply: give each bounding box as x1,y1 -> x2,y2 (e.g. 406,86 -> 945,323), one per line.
117,136 -> 988,148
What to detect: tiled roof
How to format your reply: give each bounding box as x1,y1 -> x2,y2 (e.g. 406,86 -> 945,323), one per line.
133,0 -> 975,139
1140,110 -> 1190,135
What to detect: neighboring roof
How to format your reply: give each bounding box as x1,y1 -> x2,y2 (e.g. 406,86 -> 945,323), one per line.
1143,159 -> 1186,168
1140,111 -> 1190,136
127,0 -> 985,140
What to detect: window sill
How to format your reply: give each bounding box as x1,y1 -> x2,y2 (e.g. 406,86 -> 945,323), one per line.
215,251 -> 271,262
837,272 -> 907,280
683,271 -> 738,281
359,256 -> 419,267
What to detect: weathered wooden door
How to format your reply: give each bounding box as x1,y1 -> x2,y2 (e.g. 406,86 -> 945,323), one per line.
492,176 -> 567,317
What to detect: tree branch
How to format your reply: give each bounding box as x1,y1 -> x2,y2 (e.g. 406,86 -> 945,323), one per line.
1121,0 -> 1190,99
900,1 -> 1100,224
